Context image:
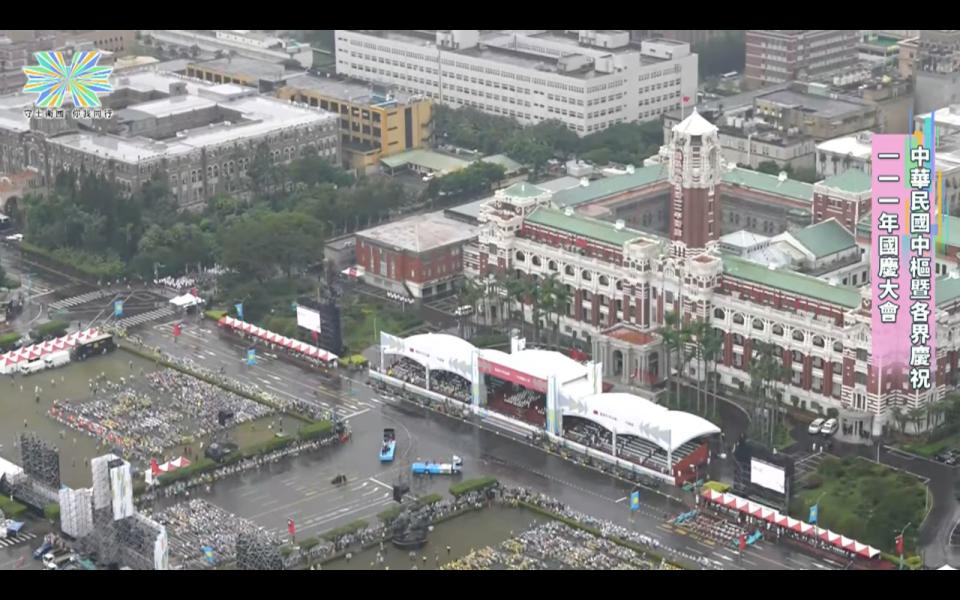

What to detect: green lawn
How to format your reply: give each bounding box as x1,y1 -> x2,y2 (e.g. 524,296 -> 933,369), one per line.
790,456 -> 926,555
340,298 -> 423,355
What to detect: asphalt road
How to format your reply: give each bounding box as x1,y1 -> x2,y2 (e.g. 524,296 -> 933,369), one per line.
134,318 -> 842,570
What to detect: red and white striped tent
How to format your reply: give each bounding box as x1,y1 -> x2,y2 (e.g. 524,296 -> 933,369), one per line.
146,456 -> 192,485
217,316 -> 338,364
0,328 -> 102,374
700,489 -> 881,559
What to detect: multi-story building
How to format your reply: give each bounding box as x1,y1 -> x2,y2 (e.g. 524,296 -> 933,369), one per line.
664,82 -> 877,171
276,76 -> 432,174
355,211 -> 479,299
629,30 -> 733,47
0,67 -> 340,207
214,30 -> 283,50
816,131 -> 873,178
333,30 -> 698,135
186,56 -> 292,93
899,30 -> 960,113
463,110 -> 954,435
744,30 -> 858,90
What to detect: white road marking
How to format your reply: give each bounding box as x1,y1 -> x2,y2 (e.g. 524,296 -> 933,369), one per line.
368,477 -> 393,490
615,496 -> 627,503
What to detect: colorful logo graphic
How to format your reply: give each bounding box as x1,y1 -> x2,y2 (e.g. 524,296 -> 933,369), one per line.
22,51 -> 113,108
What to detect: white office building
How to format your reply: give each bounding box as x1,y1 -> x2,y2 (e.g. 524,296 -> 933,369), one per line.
334,30 -> 698,135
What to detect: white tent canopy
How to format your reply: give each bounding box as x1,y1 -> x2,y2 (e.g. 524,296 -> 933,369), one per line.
561,392 -> 720,452
384,332 -> 477,382
169,293 -> 203,308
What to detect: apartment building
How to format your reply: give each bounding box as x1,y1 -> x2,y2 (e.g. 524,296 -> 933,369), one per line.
901,30 -> 960,113
333,30 -> 697,136
744,30 -> 858,90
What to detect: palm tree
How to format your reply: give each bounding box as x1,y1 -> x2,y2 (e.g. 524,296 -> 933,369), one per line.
688,319 -> 708,415
662,312 -> 690,408
701,326 -> 724,419
457,279 -> 482,338
503,274 -> 527,338
890,404 -> 906,435
908,407 -> 926,436
543,276 -> 571,349
749,341 -> 783,446
527,274 -> 543,346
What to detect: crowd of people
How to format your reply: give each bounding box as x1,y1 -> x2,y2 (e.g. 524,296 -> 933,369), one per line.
386,358 -> 426,388
148,499 -> 280,569
47,368 -> 274,463
154,276 -> 198,291
504,388 -> 541,410
428,370 -> 470,403
443,521 -> 662,570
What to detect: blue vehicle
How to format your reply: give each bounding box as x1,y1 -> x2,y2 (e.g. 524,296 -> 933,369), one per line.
412,455 -> 463,475
33,540 -> 53,560
380,428 -> 396,462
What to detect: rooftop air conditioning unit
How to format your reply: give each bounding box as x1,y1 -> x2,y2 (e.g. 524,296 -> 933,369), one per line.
580,177 -> 589,187
614,219 -> 625,230
564,207 -> 574,216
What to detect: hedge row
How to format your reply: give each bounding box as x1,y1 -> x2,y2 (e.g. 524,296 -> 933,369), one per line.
0,332 -> 20,352
321,519 -> 369,542
449,477 -> 499,497
204,309 -> 227,321
44,503 -> 60,521
0,496 -> 27,519
299,537 -> 320,552
702,481 -> 731,494
31,319 -> 69,340
376,493 -> 444,524
298,421 -> 334,441
880,551 -> 923,570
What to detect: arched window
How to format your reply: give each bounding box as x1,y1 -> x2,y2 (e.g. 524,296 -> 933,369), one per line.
581,270 -> 592,281
515,251 -> 525,262
615,280 -> 623,291
812,336 -> 825,348
531,255 -> 542,267
598,275 -> 609,286
752,318 -> 764,331
713,308 -> 725,320
772,324 -> 784,336
548,260 -> 558,272
564,264 -> 575,276
833,341 -> 843,353
733,314 -> 745,325
792,330 -> 805,342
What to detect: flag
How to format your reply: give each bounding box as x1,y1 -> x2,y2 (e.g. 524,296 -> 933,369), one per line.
311,329 -> 319,343
202,546 -> 215,564
808,504 -> 819,525
683,96 -> 691,104
113,300 -> 123,317
895,534 -> 904,555
738,534 -> 746,552
288,519 -> 296,537
247,348 -> 257,366
172,323 -> 182,337
629,490 -> 640,512
235,303 -> 244,320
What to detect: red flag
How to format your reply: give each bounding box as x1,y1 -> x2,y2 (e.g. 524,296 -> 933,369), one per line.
288,519 -> 296,537
190,287 -> 198,297
682,96 -> 691,104
895,534 -> 904,555
173,323 -> 182,337
738,534 -> 746,551
311,329 -> 319,343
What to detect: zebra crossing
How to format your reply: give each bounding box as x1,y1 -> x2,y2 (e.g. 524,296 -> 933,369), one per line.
116,306 -> 176,330
0,532 -> 37,549
48,290 -> 110,311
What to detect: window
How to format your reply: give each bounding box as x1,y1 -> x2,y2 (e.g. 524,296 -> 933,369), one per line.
772,324 -> 784,336
812,336 -> 825,348
564,264 -> 575,276
833,341 -> 843,353
792,330 -> 805,342
515,251 -> 525,262
713,308 -> 725,320
598,275 -> 609,286
548,260 -> 558,272
733,314 -> 745,325
532,255 -> 542,267
581,270 -> 592,281
752,318 -> 764,331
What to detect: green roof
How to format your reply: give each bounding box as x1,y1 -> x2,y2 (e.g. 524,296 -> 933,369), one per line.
937,276 -> 960,306
380,149 -> 470,173
818,170 -> 872,194
525,208 -> 644,246
721,168 -> 814,203
480,154 -> 524,173
502,182 -> 549,199
790,219 -> 856,258
721,254 -> 861,309
551,165 -> 669,208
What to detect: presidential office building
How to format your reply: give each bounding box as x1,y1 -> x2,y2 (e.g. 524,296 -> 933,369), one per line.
0,67 -> 339,207
465,110 -> 960,436
333,30 -> 697,135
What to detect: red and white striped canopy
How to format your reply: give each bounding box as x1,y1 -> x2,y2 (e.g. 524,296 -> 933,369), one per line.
218,317 -> 338,363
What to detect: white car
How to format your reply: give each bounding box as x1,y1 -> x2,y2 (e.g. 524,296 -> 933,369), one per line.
5,233 -> 23,242
820,418 -> 839,436
808,418 -> 826,435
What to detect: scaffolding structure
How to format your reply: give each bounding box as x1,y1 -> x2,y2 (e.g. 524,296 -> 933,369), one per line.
236,531 -> 283,570
59,487 -> 94,539
19,432 -> 60,490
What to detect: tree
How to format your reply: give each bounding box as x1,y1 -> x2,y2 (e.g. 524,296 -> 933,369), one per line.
661,312 -> 690,408
189,44 -> 200,58
907,407 -> 926,436
506,136 -> 552,179
528,120 -> 580,160
756,160 -> 784,176
701,325 -> 724,418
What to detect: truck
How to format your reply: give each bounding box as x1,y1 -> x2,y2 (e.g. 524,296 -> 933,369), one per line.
411,455 -> 463,475
379,428 -> 396,462
42,549 -> 75,570
17,350 -> 71,376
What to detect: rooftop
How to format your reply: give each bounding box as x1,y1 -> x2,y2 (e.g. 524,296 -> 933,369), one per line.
936,274 -> 960,307
720,230 -> 770,249
501,182 -> 549,199
283,74 -> 419,106
721,167 -> 814,203
357,211 -> 478,253
480,153 -> 524,173
817,170 -> 872,194
757,89 -> 870,119
191,56 -> 290,82
789,219 -> 857,258
601,323 -> 659,346
816,133 -> 873,159
446,176 -> 580,223
673,109 -> 717,136
525,207 -> 646,247
380,148 -> 470,174
552,165 -> 669,207
721,254 -> 861,309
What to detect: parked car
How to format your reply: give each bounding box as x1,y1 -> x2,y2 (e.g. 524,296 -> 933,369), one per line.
820,418 -> 839,436
808,418 -> 826,435
33,540 -> 53,560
